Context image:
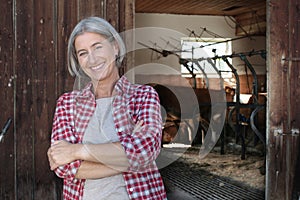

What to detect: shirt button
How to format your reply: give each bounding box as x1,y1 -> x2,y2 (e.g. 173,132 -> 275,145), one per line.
129,188 -> 134,192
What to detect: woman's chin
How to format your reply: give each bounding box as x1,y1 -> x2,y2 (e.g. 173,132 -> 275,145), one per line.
88,72 -> 104,81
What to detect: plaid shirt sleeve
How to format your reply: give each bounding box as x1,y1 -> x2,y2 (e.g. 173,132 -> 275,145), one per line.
51,94 -> 82,183
116,85 -> 163,172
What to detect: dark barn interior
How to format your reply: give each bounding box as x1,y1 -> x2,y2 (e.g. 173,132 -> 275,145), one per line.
0,0 -> 299,199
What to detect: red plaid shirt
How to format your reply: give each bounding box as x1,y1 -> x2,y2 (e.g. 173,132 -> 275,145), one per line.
51,76 -> 167,200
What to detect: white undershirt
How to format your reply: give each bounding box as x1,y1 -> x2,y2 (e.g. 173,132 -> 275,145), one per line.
82,97 -> 129,200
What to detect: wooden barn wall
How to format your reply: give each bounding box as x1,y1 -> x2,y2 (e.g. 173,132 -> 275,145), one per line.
266,0 -> 300,199
0,0 -> 133,199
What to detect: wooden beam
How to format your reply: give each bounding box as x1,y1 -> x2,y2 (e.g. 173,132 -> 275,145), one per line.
266,0 -> 300,199
235,8 -> 266,36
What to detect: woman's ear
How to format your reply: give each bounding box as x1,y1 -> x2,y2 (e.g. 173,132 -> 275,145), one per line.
113,41 -> 119,57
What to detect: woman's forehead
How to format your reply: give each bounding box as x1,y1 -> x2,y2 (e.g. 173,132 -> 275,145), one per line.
75,32 -> 111,48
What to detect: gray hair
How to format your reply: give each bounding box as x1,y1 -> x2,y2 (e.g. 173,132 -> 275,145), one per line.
67,17 -> 126,76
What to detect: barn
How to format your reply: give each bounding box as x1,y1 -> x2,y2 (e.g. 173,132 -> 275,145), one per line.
0,0 -> 299,199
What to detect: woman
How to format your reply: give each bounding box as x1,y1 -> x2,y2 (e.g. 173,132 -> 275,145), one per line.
47,16 -> 167,200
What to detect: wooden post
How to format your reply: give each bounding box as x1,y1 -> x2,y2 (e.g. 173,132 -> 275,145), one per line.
266,0 -> 300,199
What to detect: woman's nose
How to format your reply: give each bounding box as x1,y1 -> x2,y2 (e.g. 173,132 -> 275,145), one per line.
88,51 -> 97,64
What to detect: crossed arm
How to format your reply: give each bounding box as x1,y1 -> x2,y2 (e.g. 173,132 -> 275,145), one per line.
47,121 -> 143,179
47,141 -> 128,179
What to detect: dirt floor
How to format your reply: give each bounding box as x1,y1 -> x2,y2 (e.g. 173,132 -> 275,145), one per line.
176,143 -> 266,191
182,145 -> 265,190
181,144 -> 265,190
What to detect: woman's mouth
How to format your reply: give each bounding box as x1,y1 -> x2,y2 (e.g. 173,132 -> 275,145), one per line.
90,63 -> 105,71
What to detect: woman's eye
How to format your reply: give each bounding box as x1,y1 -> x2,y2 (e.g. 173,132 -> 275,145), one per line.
95,45 -> 102,50
78,52 -> 87,57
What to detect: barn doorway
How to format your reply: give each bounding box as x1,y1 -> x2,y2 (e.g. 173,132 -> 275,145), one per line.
132,1 -> 269,199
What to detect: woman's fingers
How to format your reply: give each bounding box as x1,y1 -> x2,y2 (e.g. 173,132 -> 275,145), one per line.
133,120 -> 144,133
47,140 -> 75,170
47,148 -> 58,170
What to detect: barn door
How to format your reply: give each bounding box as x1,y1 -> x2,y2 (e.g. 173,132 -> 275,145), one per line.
266,0 -> 300,199
0,0 -> 134,199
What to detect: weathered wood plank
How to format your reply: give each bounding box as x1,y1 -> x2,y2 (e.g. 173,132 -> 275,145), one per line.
0,0 -> 14,199
78,0 -> 105,20
56,0 -> 78,94
106,0 -> 119,28
266,0 -> 300,199
14,0 -> 35,198
32,0 -> 59,199
287,0 -> 300,197
119,0 -> 135,74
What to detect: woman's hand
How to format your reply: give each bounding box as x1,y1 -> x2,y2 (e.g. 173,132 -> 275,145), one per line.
133,120 -> 144,133
47,120 -> 144,171
47,140 -> 80,170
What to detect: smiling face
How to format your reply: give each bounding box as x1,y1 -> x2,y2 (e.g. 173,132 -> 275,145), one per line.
75,32 -> 119,84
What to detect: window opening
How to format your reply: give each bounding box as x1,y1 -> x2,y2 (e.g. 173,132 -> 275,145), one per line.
181,37 -> 232,79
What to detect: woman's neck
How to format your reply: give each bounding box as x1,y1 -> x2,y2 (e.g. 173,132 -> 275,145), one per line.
93,72 -> 120,99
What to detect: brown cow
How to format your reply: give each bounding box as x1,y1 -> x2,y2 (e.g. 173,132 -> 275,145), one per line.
150,83 -> 233,146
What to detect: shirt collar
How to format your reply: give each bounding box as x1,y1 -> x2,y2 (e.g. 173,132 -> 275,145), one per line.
74,82 -> 94,100
113,75 -> 132,96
